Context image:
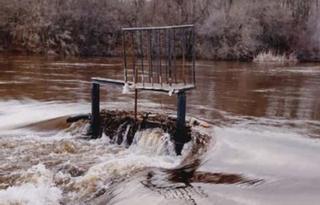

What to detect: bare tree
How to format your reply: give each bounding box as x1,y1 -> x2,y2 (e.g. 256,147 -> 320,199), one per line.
0,0 -> 319,61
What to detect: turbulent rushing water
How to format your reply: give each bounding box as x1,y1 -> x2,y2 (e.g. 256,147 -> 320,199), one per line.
0,55 -> 320,205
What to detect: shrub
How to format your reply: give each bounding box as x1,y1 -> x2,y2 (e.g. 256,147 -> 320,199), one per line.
0,0 -> 319,61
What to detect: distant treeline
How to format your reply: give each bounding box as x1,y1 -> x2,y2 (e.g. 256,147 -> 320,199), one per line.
0,0 -> 319,61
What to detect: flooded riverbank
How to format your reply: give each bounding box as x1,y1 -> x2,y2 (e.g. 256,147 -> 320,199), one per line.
0,55 -> 320,204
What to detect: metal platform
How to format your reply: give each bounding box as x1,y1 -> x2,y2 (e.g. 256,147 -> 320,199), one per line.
92,77 -> 194,94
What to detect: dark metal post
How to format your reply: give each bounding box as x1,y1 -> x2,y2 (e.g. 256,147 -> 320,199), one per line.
176,91 -> 186,131
175,91 -> 187,155
134,89 -> 138,121
91,83 -> 101,139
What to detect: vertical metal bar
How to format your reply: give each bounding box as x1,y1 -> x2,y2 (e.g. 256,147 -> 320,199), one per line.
165,29 -> 169,84
140,30 -> 145,85
173,28 -> 177,84
148,30 -> 152,84
192,26 -> 196,85
187,30 -> 190,85
168,29 -> 172,86
150,30 -> 154,85
182,29 -> 186,85
131,32 -> 137,83
122,31 -> 128,82
134,89 -> 138,121
156,30 -> 160,84
158,30 -> 162,86
91,83 -> 100,139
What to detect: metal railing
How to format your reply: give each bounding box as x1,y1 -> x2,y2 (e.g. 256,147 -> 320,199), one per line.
122,25 -> 196,88
90,25 -> 197,145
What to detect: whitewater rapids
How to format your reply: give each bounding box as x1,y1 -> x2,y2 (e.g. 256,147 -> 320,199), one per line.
0,114 -> 212,205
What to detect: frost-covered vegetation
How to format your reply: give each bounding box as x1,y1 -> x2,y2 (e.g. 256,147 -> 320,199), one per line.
0,0 -> 319,61
253,51 -> 298,64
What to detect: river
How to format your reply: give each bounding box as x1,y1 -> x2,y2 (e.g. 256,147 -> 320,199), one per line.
0,54 -> 320,205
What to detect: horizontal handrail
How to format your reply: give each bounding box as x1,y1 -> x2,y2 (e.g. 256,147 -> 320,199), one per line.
122,24 -> 194,31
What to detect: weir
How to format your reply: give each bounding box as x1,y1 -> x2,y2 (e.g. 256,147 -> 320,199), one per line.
90,25 -> 196,153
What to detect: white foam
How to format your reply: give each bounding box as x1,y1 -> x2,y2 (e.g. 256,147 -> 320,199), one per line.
122,83 -> 131,94
72,128 -> 185,190
0,164 -> 62,205
201,125 -> 320,178
0,100 -> 89,135
130,128 -> 176,156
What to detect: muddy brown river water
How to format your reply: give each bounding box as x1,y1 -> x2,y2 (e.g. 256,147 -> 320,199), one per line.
0,54 -> 320,205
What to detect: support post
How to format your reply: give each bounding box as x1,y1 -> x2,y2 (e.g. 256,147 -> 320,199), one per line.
134,89 -> 138,121
91,83 -> 101,139
175,91 -> 187,155
177,91 -> 186,129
